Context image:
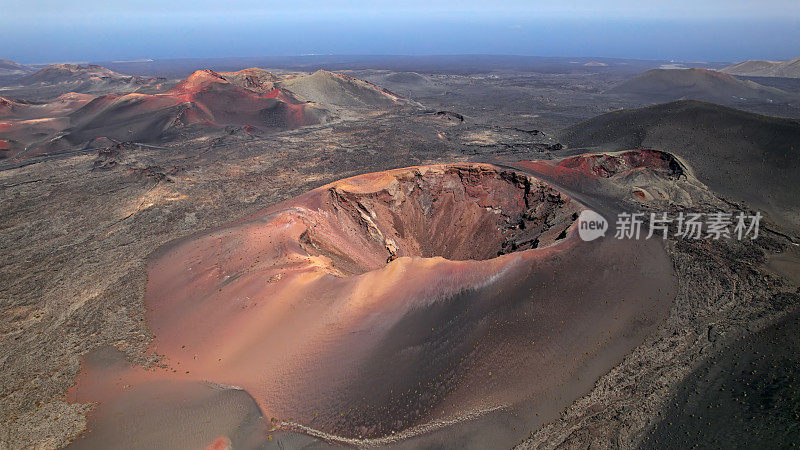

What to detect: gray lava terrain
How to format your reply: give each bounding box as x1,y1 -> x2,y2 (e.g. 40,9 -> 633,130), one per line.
1,56 -> 799,449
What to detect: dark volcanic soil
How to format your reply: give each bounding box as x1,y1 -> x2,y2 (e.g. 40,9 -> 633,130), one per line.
560,100 -> 800,235
1,58 -> 800,449
606,68 -> 798,104
644,310 -> 800,448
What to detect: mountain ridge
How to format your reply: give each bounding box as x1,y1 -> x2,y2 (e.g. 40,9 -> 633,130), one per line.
721,57 -> 800,78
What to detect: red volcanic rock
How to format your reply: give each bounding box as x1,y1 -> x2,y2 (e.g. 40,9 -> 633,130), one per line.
0,117 -> 70,158
205,437 -> 232,450
289,164 -> 579,273
556,149 -> 684,178
0,92 -> 95,120
138,164 -> 583,436
219,68 -> 278,93
0,92 -> 96,158
42,92 -> 95,114
58,70 -> 331,145
2,68 -> 333,159
514,149 -> 710,206
3,68 -> 422,159
169,68 -> 278,94
517,148 -> 685,180
66,347 -> 268,449
166,69 -> 230,94
0,97 -> 18,116
70,163 -> 676,446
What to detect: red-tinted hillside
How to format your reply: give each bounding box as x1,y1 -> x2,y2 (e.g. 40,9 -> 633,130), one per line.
24,70 -> 332,156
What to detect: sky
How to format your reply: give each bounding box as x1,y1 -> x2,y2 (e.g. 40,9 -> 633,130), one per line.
2,0 -> 799,63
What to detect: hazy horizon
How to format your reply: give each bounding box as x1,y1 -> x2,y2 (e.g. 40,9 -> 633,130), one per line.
3,1 -> 799,64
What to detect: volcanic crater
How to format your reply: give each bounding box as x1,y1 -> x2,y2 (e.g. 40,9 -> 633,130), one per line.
295,164 -> 581,275
67,161 -> 678,448
134,164 -> 589,437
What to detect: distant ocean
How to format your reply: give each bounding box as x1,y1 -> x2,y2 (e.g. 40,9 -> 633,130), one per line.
4,14 -> 798,63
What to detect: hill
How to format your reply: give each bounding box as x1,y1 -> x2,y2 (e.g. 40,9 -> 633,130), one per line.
218,68 -> 278,93
25,64 -> 123,84
46,70 -> 331,150
560,100 -> 800,233
383,71 -> 429,85
1,68 -> 416,159
721,57 -> 800,78
0,93 -> 97,159
607,68 -> 796,104
0,59 -> 34,77
279,70 -> 416,113
5,64 -> 168,100
0,92 -> 94,120
0,69 -> 335,159
169,68 -> 278,94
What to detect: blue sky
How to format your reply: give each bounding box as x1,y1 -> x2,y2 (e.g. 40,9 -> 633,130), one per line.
3,1 -> 799,63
